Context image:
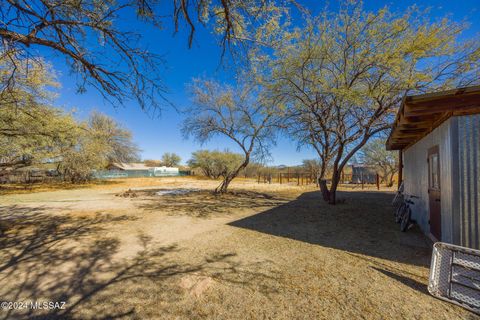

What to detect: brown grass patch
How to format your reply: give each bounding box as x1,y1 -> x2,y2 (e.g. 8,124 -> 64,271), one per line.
0,180 -> 475,319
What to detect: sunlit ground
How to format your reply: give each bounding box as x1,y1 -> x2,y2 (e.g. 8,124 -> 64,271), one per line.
0,177 -> 476,319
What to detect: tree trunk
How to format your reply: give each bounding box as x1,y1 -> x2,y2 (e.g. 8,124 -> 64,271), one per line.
214,156 -> 250,194
319,165 -> 326,180
328,171 -> 341,204
215,175 -> 235,193
326,143 -> 344,205
388,172 -> 395,187
326,134 -> 375,204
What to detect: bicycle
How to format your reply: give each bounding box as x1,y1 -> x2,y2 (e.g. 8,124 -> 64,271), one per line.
395,194 -> 419,232
392,182 -> 404,222
391,181 -> 404,207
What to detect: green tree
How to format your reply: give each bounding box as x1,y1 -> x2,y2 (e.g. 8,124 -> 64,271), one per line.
188,150 -> 220,178
183,78 -> 281,193
362,138 -> 398,187
161,153 -> 181,167
60,112 -> 140,183
0,51 -> 140,182
144,159 -> 163,167
188,150 -> 243,181
262,2 -> 479,203
212,151 -> 244,181
0,54 -> 78,176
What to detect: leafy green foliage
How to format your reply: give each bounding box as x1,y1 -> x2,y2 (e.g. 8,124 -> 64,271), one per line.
188,150 -> 243,180
255,1 -> 479,203
60,112 -> 140,183
0,54 -> 78,175
0,54 -> 139,182
161,153 -> 181,167
144,159 -> 163,167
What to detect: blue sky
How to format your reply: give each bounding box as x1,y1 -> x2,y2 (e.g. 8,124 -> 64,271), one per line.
47,0 -> 479,166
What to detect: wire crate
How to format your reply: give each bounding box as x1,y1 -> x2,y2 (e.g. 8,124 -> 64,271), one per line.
429,242 -> 480,314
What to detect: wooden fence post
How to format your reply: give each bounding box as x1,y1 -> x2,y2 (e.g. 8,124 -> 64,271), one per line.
376,173 -> 380,190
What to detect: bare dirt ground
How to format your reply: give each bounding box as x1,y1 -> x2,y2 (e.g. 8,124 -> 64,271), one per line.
0,177 -> 478,319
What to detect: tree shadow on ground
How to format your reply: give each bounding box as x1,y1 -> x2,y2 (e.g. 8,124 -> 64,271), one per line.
136,190 -> 290,217
0,180 -> 121,196
228,190 -> 432,267
0,205 -> 280,320
370,266 -> 429,295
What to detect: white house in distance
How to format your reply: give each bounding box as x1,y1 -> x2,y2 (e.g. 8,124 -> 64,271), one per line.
386,86 -> 480,249
107,163 -> 179,177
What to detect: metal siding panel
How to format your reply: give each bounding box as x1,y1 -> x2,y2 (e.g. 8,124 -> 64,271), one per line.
457,114 -> 480,249
442,121 -> 453,243
476,118 -> 480,247
450,117 -> 460,245
466,117 -> 472,247
403,119 -> 453,240
459,118 -> 467,245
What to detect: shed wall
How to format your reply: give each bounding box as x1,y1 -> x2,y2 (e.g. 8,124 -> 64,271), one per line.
456,114 -> 480,249
403,118 -> 455,242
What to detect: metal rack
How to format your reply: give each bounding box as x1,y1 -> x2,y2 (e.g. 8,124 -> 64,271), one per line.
429,242 -> 480,314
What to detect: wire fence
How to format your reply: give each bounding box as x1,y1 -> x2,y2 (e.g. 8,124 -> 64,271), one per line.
256,172 -> 381,189
0,169 -> 191,184
92,170 -> 191,179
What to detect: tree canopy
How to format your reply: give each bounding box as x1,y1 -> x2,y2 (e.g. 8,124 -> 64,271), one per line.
255,1 -> 480,203
0,53 -> 139,181
0,0 -> 290,109
60,112 -> 140,182
161,152 -> 181,167
183,78 -> 282,192
0,53 -> 78,175
188,150 -> 243,180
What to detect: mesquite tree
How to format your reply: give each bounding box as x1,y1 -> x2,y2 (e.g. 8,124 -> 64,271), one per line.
362,138 -> 398,187
263,2 -> 480,204
0,0 -> 289,108
188,150 -> 243,179
0,54 -> 78,176
161,153 -> 181,167
182,78 -> 281,193
60,112 -> 140,183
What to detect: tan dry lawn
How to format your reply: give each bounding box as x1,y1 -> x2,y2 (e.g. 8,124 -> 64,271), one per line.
0,177 -> 478,319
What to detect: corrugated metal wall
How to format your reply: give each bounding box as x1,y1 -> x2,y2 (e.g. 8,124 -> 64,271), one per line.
403,114 -> 480,249
403,118 -> 454,242
456,114 -> 480,249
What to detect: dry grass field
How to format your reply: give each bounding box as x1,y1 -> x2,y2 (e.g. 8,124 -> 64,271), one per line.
0,177 -> 478,319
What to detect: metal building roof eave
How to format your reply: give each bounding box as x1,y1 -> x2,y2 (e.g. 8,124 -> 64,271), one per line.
386,86 -> 480,150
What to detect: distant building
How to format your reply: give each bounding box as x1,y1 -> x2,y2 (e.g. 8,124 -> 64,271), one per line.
107,162 -> 151,172
151,166 -> 179,176
350,164 -> 377,184
106,163 -> 179,177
